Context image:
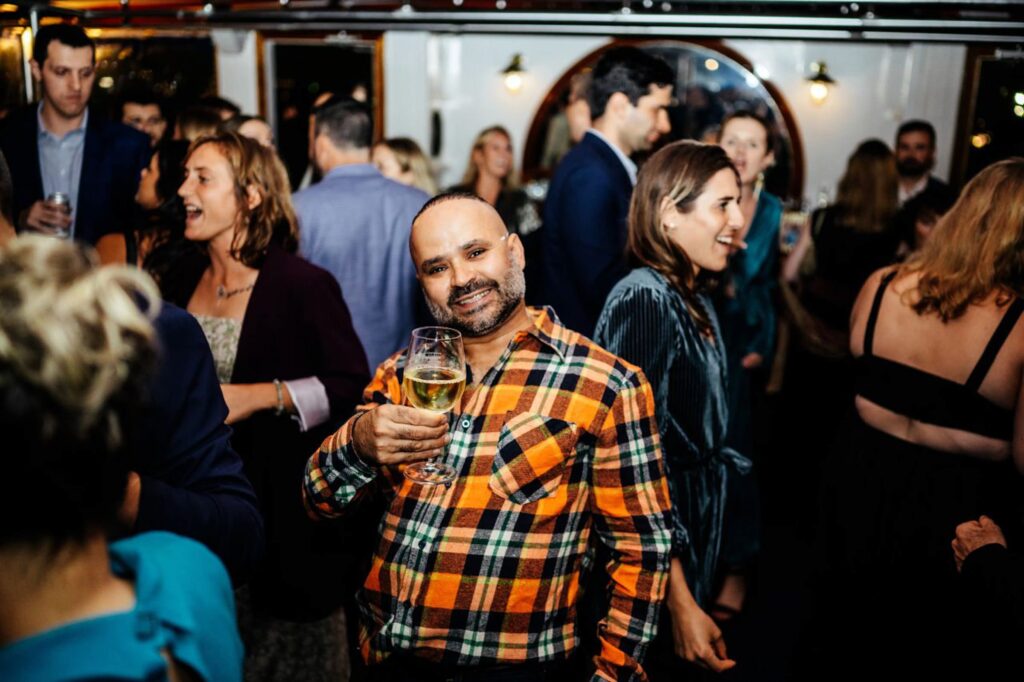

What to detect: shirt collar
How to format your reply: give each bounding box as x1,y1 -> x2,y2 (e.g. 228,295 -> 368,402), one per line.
324,162 -> 380,180
585,128 -> 638,186
898,175 -> 930,205
518,306 -> 571,360
37,102 -> 88,141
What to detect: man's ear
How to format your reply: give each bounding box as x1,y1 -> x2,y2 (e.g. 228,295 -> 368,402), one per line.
29,59 -> 42,83
312,134 -> 332,171
605,91 -> 632,123
245,184 -> 263,211
506,231 -> 526,268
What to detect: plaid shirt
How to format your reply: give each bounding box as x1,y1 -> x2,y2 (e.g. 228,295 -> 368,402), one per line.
304,307 -> 672,681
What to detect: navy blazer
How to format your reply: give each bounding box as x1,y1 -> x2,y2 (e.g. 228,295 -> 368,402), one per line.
0,105 -> 150,245
135,303 -> 265,582
542,132 -> 634,337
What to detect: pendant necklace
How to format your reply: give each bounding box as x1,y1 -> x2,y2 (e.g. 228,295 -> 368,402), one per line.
216,282 -> 256,300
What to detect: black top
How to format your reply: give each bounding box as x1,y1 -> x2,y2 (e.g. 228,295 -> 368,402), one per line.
855,271 -> 1022,440
803,206 -> 902,332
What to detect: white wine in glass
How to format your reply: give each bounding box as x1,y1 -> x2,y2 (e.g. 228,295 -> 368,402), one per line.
403,327 -> 466,485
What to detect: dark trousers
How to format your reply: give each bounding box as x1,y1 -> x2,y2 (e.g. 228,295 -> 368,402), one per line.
373,655 -> 573,682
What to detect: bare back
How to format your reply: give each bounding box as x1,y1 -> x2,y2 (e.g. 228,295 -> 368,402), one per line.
849,268 -> 1024,469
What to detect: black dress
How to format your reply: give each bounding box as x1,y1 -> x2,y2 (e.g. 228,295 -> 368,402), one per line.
801,272 -> 1024,679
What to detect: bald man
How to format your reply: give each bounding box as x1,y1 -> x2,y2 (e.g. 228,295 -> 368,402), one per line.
304,192 -> 672,681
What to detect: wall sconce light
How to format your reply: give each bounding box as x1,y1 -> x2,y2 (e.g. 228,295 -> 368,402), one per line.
806,62 -> 835,105
502,54 -> 525,92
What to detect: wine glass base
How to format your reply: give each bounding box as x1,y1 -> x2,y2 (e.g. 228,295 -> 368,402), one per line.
404,462 -> 458,485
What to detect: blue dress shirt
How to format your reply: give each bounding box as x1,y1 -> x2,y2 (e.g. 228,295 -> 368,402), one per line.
294,163 -> 429,370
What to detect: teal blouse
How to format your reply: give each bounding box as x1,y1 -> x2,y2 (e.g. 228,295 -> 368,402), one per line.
0,532 -> 243,682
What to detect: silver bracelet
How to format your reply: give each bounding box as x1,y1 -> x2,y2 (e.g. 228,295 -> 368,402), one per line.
273,379 -> 285,416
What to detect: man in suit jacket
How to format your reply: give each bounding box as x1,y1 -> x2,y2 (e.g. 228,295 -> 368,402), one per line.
0,24 -> 150,245
895,119 -> 956,206
542,46 -> 674,336
893,119 -> 957,249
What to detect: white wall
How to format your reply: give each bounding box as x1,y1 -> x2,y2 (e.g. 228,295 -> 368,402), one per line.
724,39 -> 966,204
384,32 -> 607,188
216,30 -> 966,201
383,33 -> 965,201
213,29 -> 260,115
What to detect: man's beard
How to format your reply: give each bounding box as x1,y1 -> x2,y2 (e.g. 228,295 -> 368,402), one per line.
425,265 -> 526,338
897,157 -> 931,178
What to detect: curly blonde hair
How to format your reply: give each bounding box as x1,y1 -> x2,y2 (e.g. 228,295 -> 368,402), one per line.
0,236 -> 160,446
900,157 -> 1024,320
0,237 -> 160,545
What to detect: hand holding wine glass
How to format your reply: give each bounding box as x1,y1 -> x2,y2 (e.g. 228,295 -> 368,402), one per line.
402,327 -> 466,485
350,404 -> 449,466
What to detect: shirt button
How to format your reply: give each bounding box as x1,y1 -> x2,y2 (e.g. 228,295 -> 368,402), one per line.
461,418 -> 471,430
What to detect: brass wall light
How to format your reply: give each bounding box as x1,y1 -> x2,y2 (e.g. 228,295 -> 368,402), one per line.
806,62 -> 836,105
502,54 -> 526,92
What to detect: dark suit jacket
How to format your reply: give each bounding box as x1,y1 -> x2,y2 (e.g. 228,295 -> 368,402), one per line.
542,131 -> 634,337
0,105 -> 150,245
186,245 -> 371,620
135,303 -> 265,582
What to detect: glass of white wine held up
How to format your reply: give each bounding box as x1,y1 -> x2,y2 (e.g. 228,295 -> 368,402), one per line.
402,326 -> 466,485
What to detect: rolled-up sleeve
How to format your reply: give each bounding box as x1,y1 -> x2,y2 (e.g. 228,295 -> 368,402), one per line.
303,355 -> 403,519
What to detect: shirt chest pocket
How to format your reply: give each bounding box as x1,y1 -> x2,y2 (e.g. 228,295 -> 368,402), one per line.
490,413 -> 579,505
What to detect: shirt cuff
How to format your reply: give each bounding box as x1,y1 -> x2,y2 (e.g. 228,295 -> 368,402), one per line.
285,377 -> 330,432
334,413 -> 380,483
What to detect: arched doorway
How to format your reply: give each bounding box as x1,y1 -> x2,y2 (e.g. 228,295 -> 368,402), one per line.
522,40 -> 805,202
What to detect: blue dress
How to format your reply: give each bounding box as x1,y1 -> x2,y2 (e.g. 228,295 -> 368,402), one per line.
595,267 -> 750,607
0,532 -> 243,682
714,190 -> 781,568
715,189 -> 781,451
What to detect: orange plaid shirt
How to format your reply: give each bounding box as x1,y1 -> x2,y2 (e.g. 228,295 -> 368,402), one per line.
304,307 -> 672,681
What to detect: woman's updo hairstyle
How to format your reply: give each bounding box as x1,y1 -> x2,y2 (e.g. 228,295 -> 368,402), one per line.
0,236 -> 160,547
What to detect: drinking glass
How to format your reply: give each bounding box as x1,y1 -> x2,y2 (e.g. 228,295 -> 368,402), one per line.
780,203 -> 809,254
402,326 -> 466,485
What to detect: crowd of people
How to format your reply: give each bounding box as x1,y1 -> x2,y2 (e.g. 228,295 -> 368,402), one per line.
0,22 -> 1021,682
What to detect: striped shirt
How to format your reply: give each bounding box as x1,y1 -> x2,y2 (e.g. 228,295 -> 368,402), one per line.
304,307 -> 672,681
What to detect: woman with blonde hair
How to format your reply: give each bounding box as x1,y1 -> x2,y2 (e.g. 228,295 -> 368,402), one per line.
595,141 -> 748,677
372,136 -> 438,195
178,132 -> 369,680
0,236 -> 243,680
805,158 -> 1024,678
450,125 -> 543,299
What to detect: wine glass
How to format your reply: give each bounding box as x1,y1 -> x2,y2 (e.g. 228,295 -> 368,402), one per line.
402,326 -> 466,485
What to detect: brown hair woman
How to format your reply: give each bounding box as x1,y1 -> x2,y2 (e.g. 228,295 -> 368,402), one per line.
594,140 -> 747,677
